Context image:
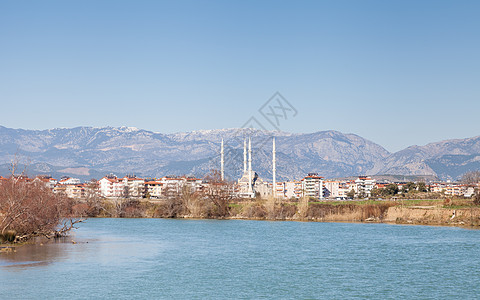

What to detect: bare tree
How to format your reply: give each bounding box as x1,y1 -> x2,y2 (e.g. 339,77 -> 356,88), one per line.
122,184 -> 130,199
181,184 -> 203,217
0,159 -> 83,242
162,184 -> 185,218
461,171 -> 480,205
0,177 -> 83,242
297,196 -> 309,219
83,179 -> 105,217
110,197 -> 127,218
473,192 -> 480,205
202,170 -> 234,217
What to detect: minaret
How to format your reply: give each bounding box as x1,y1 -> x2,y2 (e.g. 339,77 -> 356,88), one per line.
272,137 -> 276,198
243,138 -> 247,174
248,137 -> 252,194
221,139 -> 224,181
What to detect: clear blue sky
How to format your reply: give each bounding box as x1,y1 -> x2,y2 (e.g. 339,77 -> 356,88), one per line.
1,0 -> 479,152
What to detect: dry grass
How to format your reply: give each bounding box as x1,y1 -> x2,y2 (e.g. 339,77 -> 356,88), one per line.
304,203 -> 394,221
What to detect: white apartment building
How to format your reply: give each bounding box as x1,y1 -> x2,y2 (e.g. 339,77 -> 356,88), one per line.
98,175 -> 145,198
270,181 -> 304,199
98,176 -> 125,198
122,176 -> 145,198
65,184 -> 85,199
324,180 -> 340,198
355,176 -> 376,197
339,181 -> 355,198
274,182 -> 286,198
159,176 -> 185,195
158,176 -> 204,197
302,173 -> 325,199
145,180 -> 163,198
98,177 -> 116,198
285,181 -> 302,199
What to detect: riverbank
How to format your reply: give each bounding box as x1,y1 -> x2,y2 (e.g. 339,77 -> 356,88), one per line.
4,198 -> 478,247
383,206 -> 480,227
82,198 -> 480,228
2,201 -> 478,248
231,204 -> 480,228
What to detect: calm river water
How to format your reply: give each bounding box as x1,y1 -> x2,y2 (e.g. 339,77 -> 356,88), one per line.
1,219 -> 480,299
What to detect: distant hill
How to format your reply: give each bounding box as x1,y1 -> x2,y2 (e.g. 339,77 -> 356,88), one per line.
0,125 -> 479,181
0,126 -> 388,181
371,136 -> 480,180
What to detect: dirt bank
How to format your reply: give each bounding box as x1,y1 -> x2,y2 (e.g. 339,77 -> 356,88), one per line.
383,206 -> 480,227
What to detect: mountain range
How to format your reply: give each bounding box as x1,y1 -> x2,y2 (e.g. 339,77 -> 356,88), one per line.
0,125 -> 479,181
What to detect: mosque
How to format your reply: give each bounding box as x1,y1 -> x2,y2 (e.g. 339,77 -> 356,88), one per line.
220,137 -> 276,198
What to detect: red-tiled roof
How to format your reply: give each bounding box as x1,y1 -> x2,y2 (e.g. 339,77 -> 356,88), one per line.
145,181 -> 163,185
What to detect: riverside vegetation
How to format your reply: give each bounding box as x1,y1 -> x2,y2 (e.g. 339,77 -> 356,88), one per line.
0,176 -> 83,245
80,171 -> 480,227
72,179 -> 480,228
0,161 -> 84,245
3,170 -> 480,245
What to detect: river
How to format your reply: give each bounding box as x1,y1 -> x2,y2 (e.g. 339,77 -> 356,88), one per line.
1,219 -> 480,299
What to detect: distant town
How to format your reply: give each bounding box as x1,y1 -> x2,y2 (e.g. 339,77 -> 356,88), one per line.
1,137 -> 478,201
0,172 -> 476,201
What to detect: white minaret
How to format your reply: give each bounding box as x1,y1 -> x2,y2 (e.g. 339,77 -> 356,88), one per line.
221,138 -> 224,181
248,137 -> 252,194
272,137 -> 276,198
243,138 -> 247,174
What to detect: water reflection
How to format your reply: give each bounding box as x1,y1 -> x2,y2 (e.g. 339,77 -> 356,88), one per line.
1,225 -> 171,271
0,237 -> 79,269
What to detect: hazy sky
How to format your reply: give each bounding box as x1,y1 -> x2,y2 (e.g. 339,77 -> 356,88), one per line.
1,0 -> 479,152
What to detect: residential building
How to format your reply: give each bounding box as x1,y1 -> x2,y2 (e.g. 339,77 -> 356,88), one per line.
65,184 -> 86,199
145,180 -> 163,198
98,175 -> 124,198
302,173 -> 325,199
355,176 -> 376,197
122,175 -> 145,198
324,180 -> 340,198
53,184 -> 67,195
274,182 -> 286,198
33,176 -> 57,189
58,177 -> 81,185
